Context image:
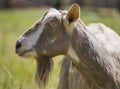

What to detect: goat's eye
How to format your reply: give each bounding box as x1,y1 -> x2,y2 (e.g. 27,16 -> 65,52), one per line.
47,21 -> 57,27
48,22 -> 56,26
46,18 -> 58,27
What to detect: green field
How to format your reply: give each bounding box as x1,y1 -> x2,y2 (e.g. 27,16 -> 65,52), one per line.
0,8 -> 120,89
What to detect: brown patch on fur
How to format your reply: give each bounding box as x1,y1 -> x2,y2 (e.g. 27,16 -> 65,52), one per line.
35,56 -> 53,87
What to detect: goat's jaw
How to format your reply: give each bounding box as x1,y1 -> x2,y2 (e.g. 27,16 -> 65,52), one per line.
17,48 -> 37,58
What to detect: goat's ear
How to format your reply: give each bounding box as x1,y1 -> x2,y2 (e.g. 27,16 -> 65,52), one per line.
65,4 -> 80,24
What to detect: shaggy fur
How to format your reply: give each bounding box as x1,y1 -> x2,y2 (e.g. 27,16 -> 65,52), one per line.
35,56 -> 53,87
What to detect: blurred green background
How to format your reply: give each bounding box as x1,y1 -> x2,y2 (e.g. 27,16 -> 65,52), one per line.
0,2 -> 120,89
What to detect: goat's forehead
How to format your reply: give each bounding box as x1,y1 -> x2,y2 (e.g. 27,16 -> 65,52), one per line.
42,8 -> 61,21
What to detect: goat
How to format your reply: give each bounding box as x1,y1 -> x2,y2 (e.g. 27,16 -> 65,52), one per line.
16,4 -> 120,89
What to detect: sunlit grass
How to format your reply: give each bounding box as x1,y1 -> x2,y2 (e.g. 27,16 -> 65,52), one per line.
0,8 -> 120,89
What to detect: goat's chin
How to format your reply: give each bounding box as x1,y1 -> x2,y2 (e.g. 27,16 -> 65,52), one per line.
18,50 -> 37,58
35,56 -> 53,87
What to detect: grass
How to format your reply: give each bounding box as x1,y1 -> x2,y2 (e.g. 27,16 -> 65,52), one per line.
0,7 -> 120,89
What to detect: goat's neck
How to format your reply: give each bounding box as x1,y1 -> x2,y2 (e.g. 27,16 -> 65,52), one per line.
67,20 -> 116,89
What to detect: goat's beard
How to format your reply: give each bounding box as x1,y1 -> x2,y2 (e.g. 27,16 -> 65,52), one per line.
35,56 -> 53,88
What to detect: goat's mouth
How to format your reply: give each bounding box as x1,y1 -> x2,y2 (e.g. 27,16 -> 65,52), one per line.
17,49 -> 34,57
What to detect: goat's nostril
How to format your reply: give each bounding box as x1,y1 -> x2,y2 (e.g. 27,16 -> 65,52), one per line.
16,41 -> 22,49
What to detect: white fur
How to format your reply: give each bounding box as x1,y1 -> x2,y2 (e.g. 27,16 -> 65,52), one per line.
23,50 -> 37,58
25,27 -> 43,49
17,24 -> 44,57
43,50 -> 47,54
67,45 -> 80,63
50,37 -> 57,43
42,9 -> 61,22
69,62 -> 76,73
